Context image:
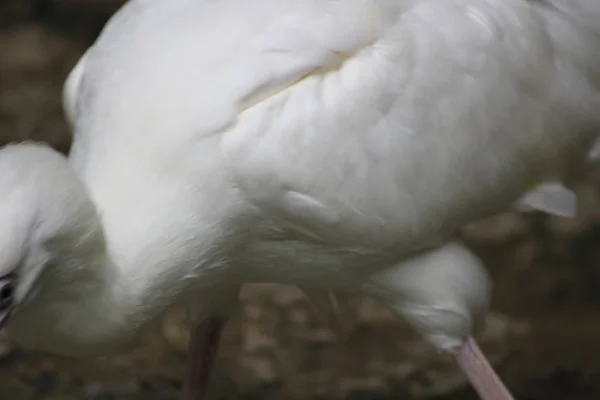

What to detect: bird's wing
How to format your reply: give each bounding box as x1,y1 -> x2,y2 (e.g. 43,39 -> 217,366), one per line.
62,51 -> 89,132
217,1 -> 421,247
80,0 -> 586,244
218,0 -> 561,247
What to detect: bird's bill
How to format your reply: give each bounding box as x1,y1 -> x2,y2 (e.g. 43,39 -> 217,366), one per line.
183,316 -> 226,400
0,308 -> 11,331
455,336 -> 514,400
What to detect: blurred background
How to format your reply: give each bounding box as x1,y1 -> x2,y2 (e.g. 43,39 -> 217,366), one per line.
2,1 -> 600,399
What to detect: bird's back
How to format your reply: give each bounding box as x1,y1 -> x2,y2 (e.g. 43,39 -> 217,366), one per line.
64,0 -> 600,277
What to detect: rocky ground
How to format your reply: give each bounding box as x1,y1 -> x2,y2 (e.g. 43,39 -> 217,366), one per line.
3,2 -> 600,399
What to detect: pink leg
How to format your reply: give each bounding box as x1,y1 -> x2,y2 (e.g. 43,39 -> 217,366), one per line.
455,336 -> 514,400
182,316 -> 225,400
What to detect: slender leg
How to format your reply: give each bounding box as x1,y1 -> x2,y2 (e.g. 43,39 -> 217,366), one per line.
456,336 -> 514,400
301,288 -> 356,337
182,316 -> 226,400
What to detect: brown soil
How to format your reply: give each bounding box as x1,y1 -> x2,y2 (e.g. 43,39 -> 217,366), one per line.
2,2 -> 600,399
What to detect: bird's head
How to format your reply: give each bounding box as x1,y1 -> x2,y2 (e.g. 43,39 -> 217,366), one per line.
0,223 -> 51,336
0,144 -> 55,333
0,142 -> 128,357
369,244 -> 514,399
369,242 -> 491,352
0,143 -> 95,337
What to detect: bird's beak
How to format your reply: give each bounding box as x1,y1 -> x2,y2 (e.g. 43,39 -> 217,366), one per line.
0,274 -> 15,332
0,308 -> 10,331
455,336 -> 514,400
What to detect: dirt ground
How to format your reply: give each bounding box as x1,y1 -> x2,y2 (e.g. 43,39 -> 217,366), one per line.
3,2 -> 600,399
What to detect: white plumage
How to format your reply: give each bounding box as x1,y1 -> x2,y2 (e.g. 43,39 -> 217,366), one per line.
1,0 -> 599,399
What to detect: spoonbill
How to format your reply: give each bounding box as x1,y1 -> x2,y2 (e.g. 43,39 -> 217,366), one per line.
1,0 -> 600,399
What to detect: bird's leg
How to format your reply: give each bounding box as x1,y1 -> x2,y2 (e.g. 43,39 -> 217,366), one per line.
301,288 -> 357,337
456,336 -> 514,400
182,316 -> 226,400
182,286 -> 240,400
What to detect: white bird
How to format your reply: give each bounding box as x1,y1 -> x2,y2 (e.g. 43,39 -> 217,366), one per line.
1,0 -> 599,399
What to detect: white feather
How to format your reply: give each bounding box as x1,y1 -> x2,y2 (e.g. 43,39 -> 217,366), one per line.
0,0 -> 598,360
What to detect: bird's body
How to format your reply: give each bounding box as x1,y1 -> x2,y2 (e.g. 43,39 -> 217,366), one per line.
2,0 -> 600,399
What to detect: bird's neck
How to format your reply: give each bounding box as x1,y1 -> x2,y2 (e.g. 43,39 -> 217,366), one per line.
7,145 -> 220,357
30,237 -> 136,356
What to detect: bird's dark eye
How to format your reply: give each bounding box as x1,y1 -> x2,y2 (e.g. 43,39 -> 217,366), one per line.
0,280 -> 14,309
